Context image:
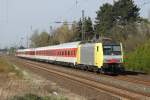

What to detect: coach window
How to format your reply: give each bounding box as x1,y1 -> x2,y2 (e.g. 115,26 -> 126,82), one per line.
68,51 -> 70,56
58,51 -> 60,56
67,50 -> 69,56
74,50 -> 76,56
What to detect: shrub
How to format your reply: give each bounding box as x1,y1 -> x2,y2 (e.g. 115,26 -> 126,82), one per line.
10,93 -> 68,100
125,39 -> 150,73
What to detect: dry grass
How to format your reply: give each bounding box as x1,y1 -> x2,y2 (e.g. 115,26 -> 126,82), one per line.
0,80 -> 68,100
0,56 -> 23,78
0,56 -> 68,100
0,56 -> 82,100
0,57 -> 11,72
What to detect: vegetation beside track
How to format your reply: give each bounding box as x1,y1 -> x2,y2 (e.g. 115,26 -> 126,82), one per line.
0,56 -> 23,78
0,56 -> 74,100
125,39 -> 150,73
11,93 -> 67,100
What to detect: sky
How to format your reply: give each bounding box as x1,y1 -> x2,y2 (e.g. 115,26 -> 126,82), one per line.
0,0 -> 150,48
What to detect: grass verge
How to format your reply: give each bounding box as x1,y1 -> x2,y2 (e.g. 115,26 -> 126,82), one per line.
124,39 -> 150,73
10,93 -> 68,100
0,56 -> 23,78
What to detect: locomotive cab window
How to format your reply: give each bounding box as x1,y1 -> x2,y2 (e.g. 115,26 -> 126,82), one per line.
103,45 -> 121,55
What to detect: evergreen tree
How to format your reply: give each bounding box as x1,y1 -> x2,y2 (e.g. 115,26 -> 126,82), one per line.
75,17 -> 94,41
95,0 -> 140,36
95,3 -> 114,36
113,0 -> 140,25
84,17 -> 94,40
76,19 -> 82,41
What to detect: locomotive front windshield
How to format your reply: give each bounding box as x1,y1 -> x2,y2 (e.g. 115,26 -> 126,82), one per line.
103,45 -> 121,55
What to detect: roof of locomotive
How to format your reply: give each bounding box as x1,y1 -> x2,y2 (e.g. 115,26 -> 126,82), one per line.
80,37 -> 121,45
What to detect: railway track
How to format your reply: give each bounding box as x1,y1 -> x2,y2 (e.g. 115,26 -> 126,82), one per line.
113,75 -> 150,87
77,69 -> 150,87
13,58 -> 149,100
22,58 -> 150,87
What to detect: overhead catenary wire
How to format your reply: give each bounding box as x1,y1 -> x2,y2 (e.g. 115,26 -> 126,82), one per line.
140,0 -> 150,7
52,0 -> 150,28
57,0 -> 91,23
54,0 -> 79,23
54,0 -> 115,23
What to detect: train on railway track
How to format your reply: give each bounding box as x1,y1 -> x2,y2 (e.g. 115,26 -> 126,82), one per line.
16,39 -> 125,74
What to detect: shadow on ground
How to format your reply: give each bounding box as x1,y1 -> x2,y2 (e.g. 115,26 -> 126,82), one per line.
119,70 -> 147,76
